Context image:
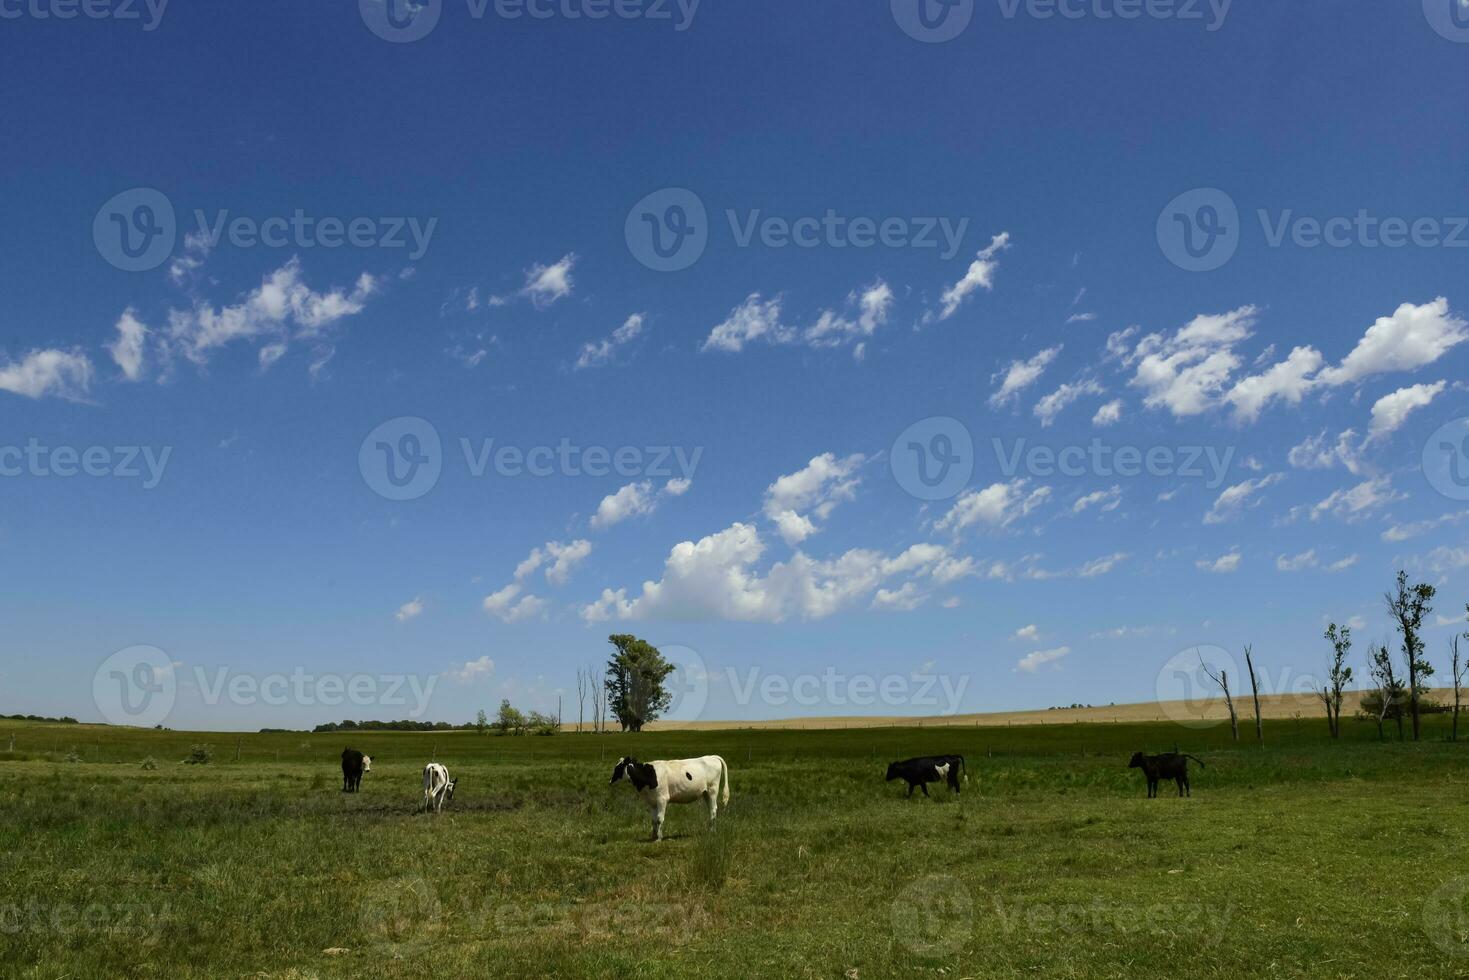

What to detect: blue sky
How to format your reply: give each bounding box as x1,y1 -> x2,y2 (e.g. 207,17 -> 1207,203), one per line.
2,0 -> 1469,731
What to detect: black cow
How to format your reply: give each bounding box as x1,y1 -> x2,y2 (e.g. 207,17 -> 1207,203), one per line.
1128,751 -> 1203,798
341,748 -> 372,793
885,755 -> 967,798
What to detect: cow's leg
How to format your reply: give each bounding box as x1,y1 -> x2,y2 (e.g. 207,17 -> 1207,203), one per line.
920,783 -> 930,797
706,790 -> 718,824
906,782 -> 915,798
650,802 -> 666,841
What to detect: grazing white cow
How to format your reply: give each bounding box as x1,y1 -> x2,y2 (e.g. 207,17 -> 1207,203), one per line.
422,762 -> 457,813
609,755 -> 729,841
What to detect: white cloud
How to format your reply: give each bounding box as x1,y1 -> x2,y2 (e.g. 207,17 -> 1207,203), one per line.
1035,378 -> 1103,427
1015,624 -> 1040,641
1197,550 -> 1242,574
165,258 -> 378,370
515,539 -> 593,586
575,313 -> 645,370
1311,476 -> 1402,522
447,656 -> 495,685
590,479 -> 690,530
990,345 -> 1062,408
1092,399 -> 1123,427
1317,298 -> 1467,386
702,294 -> 792,353
1276,550 -> 1318,572
0,348 -> 93,401
395,597 -> 425,622
872,582 -> 926,612
1226,345 -> 1323,423
1288,429 -> 1363,475
482,584 -> 548,623
1079,552 -> 1128,577
1365,381 -> 1446,443
1383,511 -> 1469,543
109,309 -> 150,381
580,523 -> 952,624
1073,486 -> 1122,515
1015,646 -> 1069,674
1129,306 -> 1258,418
932,232 -> 1010,322
522,254 -> 576,308
936,480 -> 1051,533
1327,555 -> 1360,572
803,280 -> 895,350
763,452 -> 864,545
1204,474 -> 1283,525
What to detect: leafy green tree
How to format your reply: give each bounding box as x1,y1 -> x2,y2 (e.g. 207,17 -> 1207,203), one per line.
1320,624 -> 1355,739
494,699 -> 526,736
604,634 -> 674,733
1386,571 -> 1436,741
475,709 -> 489,735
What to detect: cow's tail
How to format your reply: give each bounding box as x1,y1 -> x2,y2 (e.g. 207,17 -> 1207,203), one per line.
958,755 -> 968,783
1184,754 -> 1206,768
716,755 -> 730,805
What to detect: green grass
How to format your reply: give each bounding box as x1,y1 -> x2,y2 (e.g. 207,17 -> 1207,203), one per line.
2,717 -> 1468,978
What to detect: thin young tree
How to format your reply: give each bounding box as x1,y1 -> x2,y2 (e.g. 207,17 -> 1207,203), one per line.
1244,645 -> 1263,743
1199,650 -> 1239,742
1367,642 -> 1401,741
1451,628 -> 1466,743
1320,624 -> 1354,739
575,669 -> 588,734
1386,570 -> 1436,741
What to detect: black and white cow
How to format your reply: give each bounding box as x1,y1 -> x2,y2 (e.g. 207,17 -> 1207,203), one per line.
609,755 -> 729,841
885,755 -> 967,798
422,762 -> 457,813
341,748 -> 371,793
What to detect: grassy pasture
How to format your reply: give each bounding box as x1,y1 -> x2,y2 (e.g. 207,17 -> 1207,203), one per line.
2,717 -> 1468,979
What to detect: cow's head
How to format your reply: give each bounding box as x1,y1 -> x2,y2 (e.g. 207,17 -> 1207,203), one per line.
1127,752 -> 1145,769
445,778 -> 457,803
884,762 -> 899,781
610,757 -> 656,789
362,756 -> 373,773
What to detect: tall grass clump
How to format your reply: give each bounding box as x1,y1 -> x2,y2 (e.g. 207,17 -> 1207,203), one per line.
692,813 -> 738,892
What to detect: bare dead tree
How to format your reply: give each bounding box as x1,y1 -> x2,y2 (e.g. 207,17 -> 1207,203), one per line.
1199,650 -> 1239,742
575,669 -> 587,734
1244,644 -> 1263,743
